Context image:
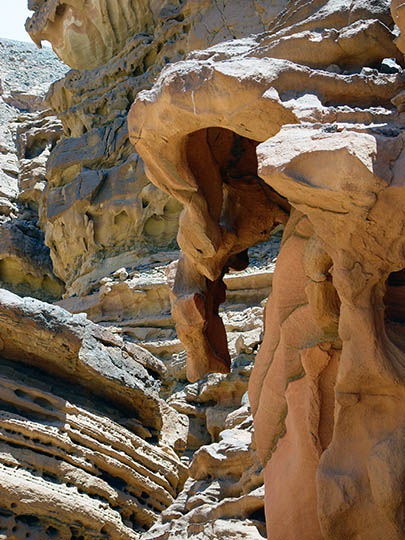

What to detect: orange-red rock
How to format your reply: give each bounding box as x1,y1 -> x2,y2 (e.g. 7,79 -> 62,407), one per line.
129,0 -> 405,538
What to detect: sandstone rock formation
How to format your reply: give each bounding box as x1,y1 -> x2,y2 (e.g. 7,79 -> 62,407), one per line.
0,254 -> 270,539
26,0 -> 288,70
0,288 -> 188,539
25,0 -> 291,298
142,418 -> 265,540
0,5 -> 291,537
2,0 -> 404,538
128,0 -> 405,537
0,30 -> 273,538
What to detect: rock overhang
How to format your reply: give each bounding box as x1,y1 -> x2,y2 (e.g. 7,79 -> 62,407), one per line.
128,10 -> 404,381
128,5 -> 405,536
0,287 -> 186,439
26,0 -> 153,70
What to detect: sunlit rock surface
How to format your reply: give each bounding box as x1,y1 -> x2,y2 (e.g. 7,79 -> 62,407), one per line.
25,0 -> 290,297
0,288 -> 188,539
0,38 -> 67,302
129,0 -> 405,538
1,0 -> 404,538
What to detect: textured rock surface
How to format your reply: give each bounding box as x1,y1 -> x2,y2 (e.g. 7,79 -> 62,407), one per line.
132,250 -> 270,539
142,287 -> 268,539
25,0 -> 291,297
0,38 -> 67,302
26,0 -> 287,70
129,0 -> 405,538
0,7 -> 280,537
259,126 -> 405,540
0,288 -> 187,539
0,267 -> 268,538
142,420 -> 265,540
2,0 -> 405,538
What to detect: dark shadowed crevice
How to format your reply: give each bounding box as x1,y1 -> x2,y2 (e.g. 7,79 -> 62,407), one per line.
384,269 -> 405,324
186,127 -> 290,271
383,269 -> 405,357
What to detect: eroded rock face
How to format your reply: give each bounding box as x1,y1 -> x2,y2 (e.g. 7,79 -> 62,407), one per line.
256,116 -> 405,540
26,0 -> 287,70
142,419 -> 265,540
129,0 -> 405,537
24,0 -> 291,297
0,38 -> 67,302
0,10 -> 283,539
26,0 -> 153,70
0,288 -> 188,539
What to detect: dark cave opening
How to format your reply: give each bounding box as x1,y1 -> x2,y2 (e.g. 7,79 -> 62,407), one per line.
185,126 -> 290,273
384,269 -> 405,325
383,268 -> 405,353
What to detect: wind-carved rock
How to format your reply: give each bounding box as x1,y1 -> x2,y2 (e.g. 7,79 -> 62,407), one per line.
166,129 -> 290,381
0,289 -> 188,539
25,0 -> 153,70
25,0 -> 289,297
0,39 -> 67,303
129,0 -> 405,537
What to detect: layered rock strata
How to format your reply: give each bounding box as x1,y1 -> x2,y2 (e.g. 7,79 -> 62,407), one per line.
0,288 -> 187,539
0,257 -> 270,539
129,0 -> 405,538
10,0 -> 405,538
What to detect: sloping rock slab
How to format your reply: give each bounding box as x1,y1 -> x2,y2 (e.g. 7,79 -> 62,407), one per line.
0,288 -> 164,431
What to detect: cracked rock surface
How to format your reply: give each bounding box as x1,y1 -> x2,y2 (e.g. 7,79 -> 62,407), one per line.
0,38 -> 67,302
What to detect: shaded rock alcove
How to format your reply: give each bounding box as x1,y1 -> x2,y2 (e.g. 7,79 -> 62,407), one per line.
171,126 -> 290,381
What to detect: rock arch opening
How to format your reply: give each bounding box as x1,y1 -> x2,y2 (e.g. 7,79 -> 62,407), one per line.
170,127 -> 291,381
185,127 -> 290,273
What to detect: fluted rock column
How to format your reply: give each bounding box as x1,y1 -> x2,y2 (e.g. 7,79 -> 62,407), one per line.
257,125 -> 405,539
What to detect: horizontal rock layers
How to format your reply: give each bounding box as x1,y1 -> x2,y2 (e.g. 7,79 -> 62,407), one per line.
0,289 -> 188,539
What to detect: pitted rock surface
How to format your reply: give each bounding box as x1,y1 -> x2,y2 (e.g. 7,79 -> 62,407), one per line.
0,38 -> 67,302
0,288 -> 188,539
25,0 -> 292,295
